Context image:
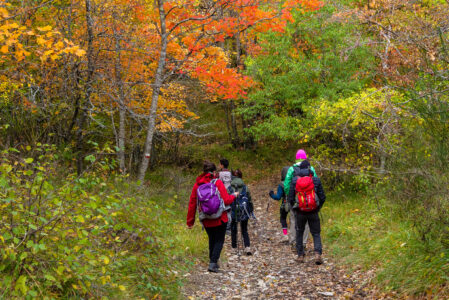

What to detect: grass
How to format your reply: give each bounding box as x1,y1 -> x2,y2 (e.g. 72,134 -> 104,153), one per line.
321,192 -> 449,297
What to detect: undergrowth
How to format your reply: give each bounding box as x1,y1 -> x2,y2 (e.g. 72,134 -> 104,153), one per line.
321,192 -> 449,297
0,146 -> 206,299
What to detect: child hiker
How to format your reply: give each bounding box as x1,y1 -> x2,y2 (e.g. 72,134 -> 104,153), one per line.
218,158 -> 233,233
218,158 -> 232,189
228,169 -> 254,255
269,166 -> 296,244
187,161 -> 238,272
287,158 -> 326,264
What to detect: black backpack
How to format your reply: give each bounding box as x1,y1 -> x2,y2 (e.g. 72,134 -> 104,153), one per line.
228,185 -> 252,222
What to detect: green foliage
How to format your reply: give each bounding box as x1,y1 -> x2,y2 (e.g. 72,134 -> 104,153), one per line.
322,193 -> 449,296
374,36 -> 449,249
299,88 -> 409,175
0,145 -> 206,299
242,1 -> 375,141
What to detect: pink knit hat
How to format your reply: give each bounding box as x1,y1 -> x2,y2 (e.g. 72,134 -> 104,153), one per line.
296,149 -> 307,160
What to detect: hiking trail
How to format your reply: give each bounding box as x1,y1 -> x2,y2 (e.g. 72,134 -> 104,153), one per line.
182,177 -> 382,299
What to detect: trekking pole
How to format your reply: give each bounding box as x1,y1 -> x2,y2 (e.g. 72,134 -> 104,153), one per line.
236,204 -> 242,259
238,219 -> 244,260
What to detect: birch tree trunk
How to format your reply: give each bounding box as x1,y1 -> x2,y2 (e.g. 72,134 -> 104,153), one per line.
235,30 -> 241,67
137,0 -> 167,183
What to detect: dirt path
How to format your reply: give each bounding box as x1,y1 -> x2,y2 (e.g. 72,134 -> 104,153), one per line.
183,178 -> 376,299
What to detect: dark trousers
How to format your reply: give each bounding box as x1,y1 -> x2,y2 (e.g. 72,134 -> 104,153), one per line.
204,222 -> 227,263
231,219 -> 250,248
295,211 -> 322,256
280,205 -> 288,229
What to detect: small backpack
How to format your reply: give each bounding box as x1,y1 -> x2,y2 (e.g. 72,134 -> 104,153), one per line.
229,185 -> 252,222
293,167 -> 319,212
197,179 -> 225,221
219,170 -> 232,189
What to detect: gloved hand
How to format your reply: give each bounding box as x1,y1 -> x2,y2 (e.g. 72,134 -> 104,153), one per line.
269,190 -> 274,197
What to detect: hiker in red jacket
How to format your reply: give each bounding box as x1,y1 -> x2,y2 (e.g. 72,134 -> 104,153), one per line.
187,161 -> 238,272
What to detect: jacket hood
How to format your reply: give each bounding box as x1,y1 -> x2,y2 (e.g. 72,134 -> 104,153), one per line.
296,167 -> 312,177
299,160 -> 310,169
230,177 -> 245,189
196,172 -> 215,185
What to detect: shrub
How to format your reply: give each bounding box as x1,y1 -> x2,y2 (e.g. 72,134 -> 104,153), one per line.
0,145 -> 205,298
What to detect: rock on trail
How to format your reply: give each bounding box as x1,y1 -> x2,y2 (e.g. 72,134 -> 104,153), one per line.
183,178 -> 378,299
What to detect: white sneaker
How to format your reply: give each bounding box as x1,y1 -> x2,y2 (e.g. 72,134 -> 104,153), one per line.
282,234 -> 290,243
244,247 -> 252,255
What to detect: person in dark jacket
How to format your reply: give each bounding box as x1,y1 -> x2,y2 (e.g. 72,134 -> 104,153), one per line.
270,166 -> 311,247
288,160 -> 326,264
187,161 -> 238,272
269,166 -> 294,243
228,169 -> 254,255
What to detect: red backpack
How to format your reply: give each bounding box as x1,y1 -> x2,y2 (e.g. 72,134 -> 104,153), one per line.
295,175 -> 318,212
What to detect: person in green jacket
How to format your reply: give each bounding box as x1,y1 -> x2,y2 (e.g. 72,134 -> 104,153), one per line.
284,149 -> 317,197
284,149 -> 317,249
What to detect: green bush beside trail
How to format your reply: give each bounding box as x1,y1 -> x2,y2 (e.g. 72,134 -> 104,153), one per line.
0,146 -> 206,299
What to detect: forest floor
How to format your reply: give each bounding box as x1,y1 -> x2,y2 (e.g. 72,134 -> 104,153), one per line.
182,177 -> 383,300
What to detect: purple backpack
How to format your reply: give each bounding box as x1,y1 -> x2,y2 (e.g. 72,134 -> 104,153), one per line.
197,179 -> 225,221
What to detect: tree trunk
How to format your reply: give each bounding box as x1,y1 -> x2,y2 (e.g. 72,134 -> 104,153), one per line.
241,114 -> 252,149
76,0 -> 94,175
379,153 -> 386,174
223,101 -> 232,143
113,29 -> 126,174
128,122 -> 134,173
230,100 -> 239,147
235,30 -> 241,67
137,0 -> 167,183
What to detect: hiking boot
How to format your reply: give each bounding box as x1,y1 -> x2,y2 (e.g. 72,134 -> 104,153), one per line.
282,234 -> 290,243
244,247 -> 252,255
207,263 -> 219,273
315,253 -> 323,265
296,255 -> 305,263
